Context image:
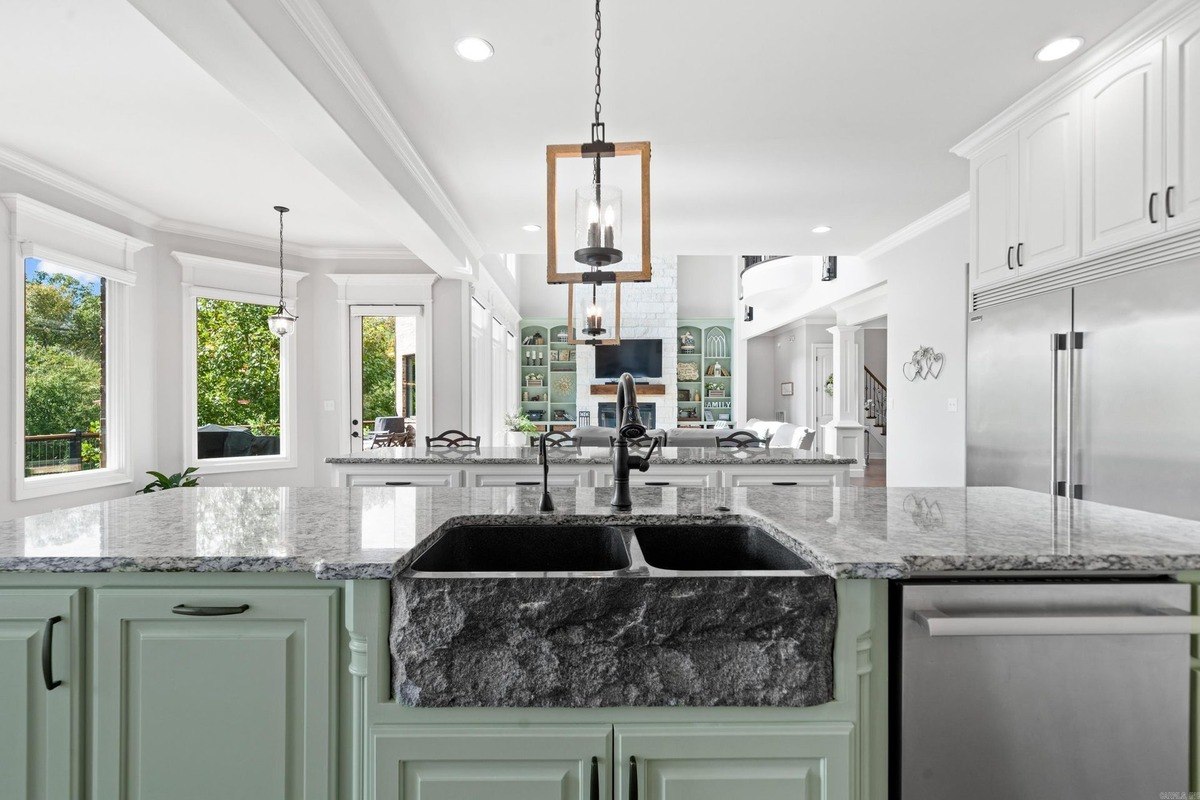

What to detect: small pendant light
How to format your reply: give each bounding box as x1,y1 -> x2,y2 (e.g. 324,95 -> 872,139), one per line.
267,205 -> 298,337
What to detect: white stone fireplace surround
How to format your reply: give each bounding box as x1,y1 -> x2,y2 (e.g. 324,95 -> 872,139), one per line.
575,256 -> 678,429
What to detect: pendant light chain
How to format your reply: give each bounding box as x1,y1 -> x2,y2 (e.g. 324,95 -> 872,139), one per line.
277,207 -> 286,307
592,0 -> 604,190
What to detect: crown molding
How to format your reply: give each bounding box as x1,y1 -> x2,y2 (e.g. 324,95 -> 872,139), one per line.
856,192 -> 969,263
951,0 -> 1198,159
172,250 -> 309,283
276,0 -> 484,260
326,272 -> 438,304
157,218 -> 417,261
2,192 -> 154,253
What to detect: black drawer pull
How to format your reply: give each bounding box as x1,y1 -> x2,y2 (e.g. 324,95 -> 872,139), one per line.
590,756 -> 599,800
1166,185 -> 1176,218
172,604 -> 250,617
1006,245 -> 1014,269
514,481 -> 540,486
645,481 -> 670,486
42,616 -> 62,691
1150,191 -> 1159,224
772,481 -> 798,486
629,756 -> 638,800
384,481 -> 412,486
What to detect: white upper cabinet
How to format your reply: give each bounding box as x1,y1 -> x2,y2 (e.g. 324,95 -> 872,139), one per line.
1018,94 -> 1081,273
970,135 -> 1019,287
1166,9 -> 1200,231
1081,41 -> 1165,255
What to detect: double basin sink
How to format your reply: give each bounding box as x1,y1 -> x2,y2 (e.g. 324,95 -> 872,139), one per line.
407,522 -> 823,578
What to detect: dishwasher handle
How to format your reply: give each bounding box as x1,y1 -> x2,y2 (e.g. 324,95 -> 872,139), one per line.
914,607 -> 1199,636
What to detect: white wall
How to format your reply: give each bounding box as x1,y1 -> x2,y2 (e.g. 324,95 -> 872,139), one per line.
744,336 -> 775,421
863,328 -> 886,382
677,255 -> 736,318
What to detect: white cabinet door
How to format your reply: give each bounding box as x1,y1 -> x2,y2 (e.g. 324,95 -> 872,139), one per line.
594,470 -> 715,488
970,134 -> 1019,288
471,467 -> 592,487
1166,9 -> 1200,232
347,469 -> 462,487
723,470 -> 841,487
1082,41 -> 1165,254
1018,93 -> 1081,273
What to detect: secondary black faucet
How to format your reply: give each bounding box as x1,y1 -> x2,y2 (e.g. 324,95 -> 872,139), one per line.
538,433 -> 555,512
611,372 -> 658,510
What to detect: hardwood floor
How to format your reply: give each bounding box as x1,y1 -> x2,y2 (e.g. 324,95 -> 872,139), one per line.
851,459 -> 886,487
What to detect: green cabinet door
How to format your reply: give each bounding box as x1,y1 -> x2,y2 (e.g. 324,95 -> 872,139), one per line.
92,587 -> 338,799
0,589 -> 82,800
615,723 -> 853,800
373,724 -> 612,800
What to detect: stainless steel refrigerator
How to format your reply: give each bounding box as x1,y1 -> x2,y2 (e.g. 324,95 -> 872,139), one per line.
967,258 -> 1200,520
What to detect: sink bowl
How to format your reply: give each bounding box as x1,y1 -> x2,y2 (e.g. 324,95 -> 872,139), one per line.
633,525 -> 813,572
410,524 -> 630,574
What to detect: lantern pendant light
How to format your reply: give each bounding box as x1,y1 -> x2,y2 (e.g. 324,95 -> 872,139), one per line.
267,205 -> 298,338
546,0 -> 651,295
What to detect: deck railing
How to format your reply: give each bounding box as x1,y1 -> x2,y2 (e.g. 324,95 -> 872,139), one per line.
24,430 -> 101,475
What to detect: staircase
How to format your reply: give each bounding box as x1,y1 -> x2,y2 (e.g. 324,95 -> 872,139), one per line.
863,367 -> 887,458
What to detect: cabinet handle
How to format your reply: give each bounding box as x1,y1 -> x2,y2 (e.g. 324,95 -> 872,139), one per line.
514,481 -> 540,486
42,616 -> 62,691
772,481 -> 798,486
645,481 -> 670,486
590,756 -> 600,800
1149,191 -> 1159,224
1016,242 -> 1024,267
171,604 -> 250,617
1006,245 -> 1014,270
1166,186 -> 1176,218
384,481 -> 412,486
629,756 -> 638,800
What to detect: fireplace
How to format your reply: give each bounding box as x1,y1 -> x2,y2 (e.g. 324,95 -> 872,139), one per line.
597,402 -> 657,430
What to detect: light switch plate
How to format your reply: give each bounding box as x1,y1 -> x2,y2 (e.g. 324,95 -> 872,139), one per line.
947,398 -> 958,412
323,400 -> 335,412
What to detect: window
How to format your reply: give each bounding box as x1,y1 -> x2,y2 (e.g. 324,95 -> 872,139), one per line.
358,312 -> 419,440
23,257 -> 108,477
194,296 -> 284,461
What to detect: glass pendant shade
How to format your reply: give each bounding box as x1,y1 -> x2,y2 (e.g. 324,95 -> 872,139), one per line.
268,307 -> 298,338
567,281 -> 621,346
573,185 -> 622,267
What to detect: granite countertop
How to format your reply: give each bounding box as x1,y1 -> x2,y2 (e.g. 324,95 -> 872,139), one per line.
326,445 -> 857,466
3,485 -> 1200,579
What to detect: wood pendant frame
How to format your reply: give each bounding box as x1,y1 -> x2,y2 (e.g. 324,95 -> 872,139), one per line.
546,141 -> 652,283
565,281 -> 622,346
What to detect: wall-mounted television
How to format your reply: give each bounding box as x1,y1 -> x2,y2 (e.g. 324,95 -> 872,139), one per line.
595,339 -> 663,379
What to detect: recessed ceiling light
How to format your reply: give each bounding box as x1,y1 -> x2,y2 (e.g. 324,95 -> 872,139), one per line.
812,225 -> 832,234
454,37 -> 494,62
1035,36 -> 1084,62
522,224 -> 542,232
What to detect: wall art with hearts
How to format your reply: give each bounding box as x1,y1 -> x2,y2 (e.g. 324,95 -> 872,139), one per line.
903,346 -> 945,382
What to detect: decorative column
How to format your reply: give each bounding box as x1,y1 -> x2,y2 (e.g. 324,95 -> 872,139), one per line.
823,325 -> 865,464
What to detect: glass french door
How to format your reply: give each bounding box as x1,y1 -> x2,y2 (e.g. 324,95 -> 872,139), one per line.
349,305 -> 425,451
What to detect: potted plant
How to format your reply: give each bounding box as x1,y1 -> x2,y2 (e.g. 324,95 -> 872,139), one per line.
503,411 -> 538,446
137,467 -> 200,494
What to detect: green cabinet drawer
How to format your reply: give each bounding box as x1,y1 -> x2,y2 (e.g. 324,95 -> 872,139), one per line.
373,724 -> 612,800
615,723 -> 853,800
0,589 -> 82,800
92,587 -> 338,799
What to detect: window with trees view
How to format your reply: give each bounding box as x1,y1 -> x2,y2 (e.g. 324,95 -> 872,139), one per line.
359,315 -> 417,441
195,297 -> 283,460
24,257 -> 107,477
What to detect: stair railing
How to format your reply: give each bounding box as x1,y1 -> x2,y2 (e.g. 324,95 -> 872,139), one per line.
864,366 -> 886,432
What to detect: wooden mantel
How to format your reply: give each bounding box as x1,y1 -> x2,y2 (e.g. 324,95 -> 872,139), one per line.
589,383 -> 667,396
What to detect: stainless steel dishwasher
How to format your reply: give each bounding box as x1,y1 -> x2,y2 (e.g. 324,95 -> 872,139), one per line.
894,578 -> 1194,799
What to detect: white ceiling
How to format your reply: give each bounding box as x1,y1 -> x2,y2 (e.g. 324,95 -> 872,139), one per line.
0,0 -> 403,249
0,0 -> 1157,257
318,0 -> 1154,255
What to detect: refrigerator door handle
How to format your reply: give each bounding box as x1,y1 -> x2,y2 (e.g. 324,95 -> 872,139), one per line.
1067,331 -> 1083,499
1051,333 -> 1066,496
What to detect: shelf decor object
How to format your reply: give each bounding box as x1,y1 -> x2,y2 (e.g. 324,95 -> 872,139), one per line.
266,205 -> 298,338
545,0 -> 651,287
677,360 -> 700,382
903,345 -> 945,382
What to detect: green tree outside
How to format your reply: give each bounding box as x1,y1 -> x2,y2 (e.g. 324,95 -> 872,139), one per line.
195,298 -> 281,436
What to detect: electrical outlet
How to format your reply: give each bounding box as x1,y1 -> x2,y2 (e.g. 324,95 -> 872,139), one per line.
323,400 -> 335,412
947,398 -> 959,412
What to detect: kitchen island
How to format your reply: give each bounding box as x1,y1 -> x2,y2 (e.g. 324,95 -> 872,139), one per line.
326,445 -> 858,489
2,485 -> 1199,800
